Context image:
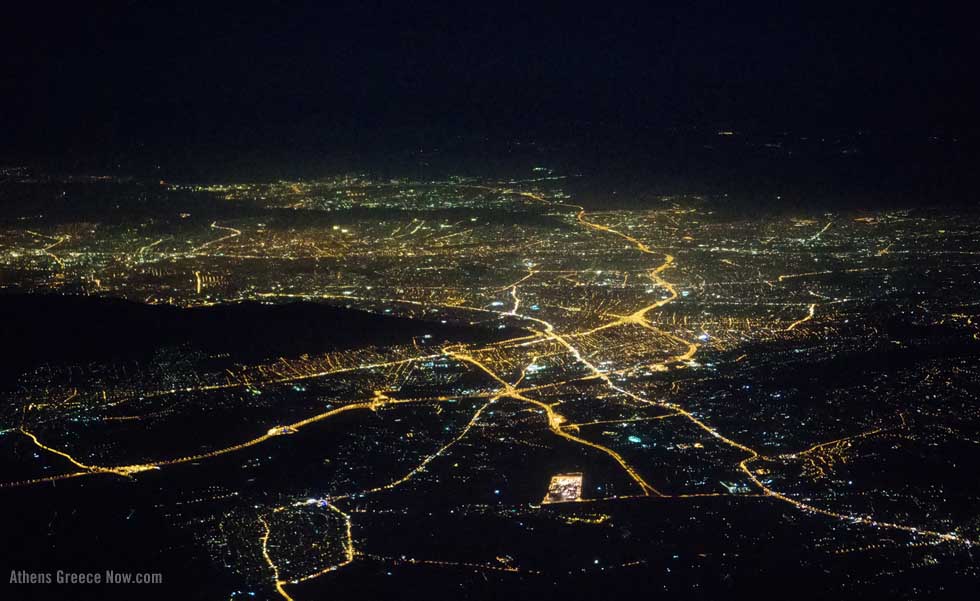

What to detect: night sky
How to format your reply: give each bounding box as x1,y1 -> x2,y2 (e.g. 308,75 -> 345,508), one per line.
3,2 -> 977,172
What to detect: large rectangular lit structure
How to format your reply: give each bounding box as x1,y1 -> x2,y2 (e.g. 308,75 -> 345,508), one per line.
542,472 -> 583,504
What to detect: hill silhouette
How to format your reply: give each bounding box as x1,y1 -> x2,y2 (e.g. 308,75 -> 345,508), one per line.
0,294 -> 517,389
